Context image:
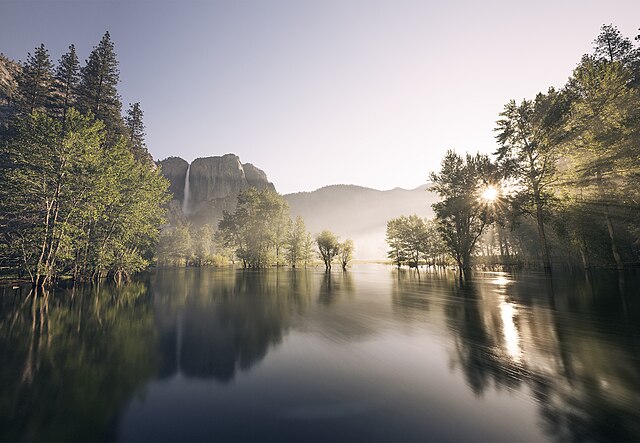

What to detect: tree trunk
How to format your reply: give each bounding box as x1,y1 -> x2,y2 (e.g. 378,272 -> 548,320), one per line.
604,205 -> 624,271
534,194 -> 551,270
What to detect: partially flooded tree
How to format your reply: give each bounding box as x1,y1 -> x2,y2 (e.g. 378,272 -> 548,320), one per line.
494,89 -> 567,269
385,215 -> 430,268
430,151 -> 494,278
285,216 -> 308,267
339,239 -> 354,271
316,230 -> 340,271
562,57 -> 640,270
217,188 -> 291,268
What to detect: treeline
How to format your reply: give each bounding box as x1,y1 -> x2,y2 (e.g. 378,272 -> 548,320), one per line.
159,187 -> 354,270
0,33 -> 170,286
218,187 -> 354,270
390,25 -> 640,275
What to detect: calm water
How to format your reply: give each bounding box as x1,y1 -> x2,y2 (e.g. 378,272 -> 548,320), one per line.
1,265 -> 640,442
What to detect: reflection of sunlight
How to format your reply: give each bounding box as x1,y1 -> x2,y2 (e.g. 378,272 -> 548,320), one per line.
491,276 -> 511,286
500,299 -> 521,361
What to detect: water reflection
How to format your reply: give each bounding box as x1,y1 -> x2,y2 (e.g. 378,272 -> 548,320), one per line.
0,283 -> 157,441
152,268 -> 312,382
0,266 -> 639,441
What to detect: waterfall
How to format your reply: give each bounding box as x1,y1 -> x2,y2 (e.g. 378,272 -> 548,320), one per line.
182,163 -> 191,215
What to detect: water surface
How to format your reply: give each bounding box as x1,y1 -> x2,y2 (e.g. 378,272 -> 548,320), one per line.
1,265 -> 639,441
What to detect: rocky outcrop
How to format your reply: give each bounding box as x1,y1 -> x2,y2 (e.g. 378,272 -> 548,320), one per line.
157,157 -> 189,202
158,154 -> 275,227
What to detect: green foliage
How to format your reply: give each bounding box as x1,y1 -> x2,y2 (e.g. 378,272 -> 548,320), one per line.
339,239 -> 354,270
17,44 -> 54,114
386,215 -> 429,267
77,31 -> 123,137
53,44 -> 80,120
494,89 -> 568,268
217,188 -> 292,268
316,230 -> 340,270
0,109 -> 170,284
124,102 -> 153,164
285,216 -> 311,267
430,151 -> 494,275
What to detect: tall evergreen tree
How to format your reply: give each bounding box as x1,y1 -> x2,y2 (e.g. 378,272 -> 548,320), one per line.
54,44 -> 80,121
124,102 -> 153,163
77,32 -> 123,134
17,44 -> 54,114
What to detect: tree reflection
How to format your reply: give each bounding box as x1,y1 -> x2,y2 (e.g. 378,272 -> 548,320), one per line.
441,270 -> 640,440
152,268 -> 311,382
0,283 -> 157,441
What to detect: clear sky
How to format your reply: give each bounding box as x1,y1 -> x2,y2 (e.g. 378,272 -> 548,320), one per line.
2,0 -> 640,193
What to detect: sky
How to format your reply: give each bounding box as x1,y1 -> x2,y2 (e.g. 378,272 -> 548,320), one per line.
1,0 -> 640,193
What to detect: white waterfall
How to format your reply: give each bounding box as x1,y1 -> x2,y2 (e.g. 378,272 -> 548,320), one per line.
182,163 -> 191,215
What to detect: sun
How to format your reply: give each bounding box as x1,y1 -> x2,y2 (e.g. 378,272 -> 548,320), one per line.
480,185 -> 499,203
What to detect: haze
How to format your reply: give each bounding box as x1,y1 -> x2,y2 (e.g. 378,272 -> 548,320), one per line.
2,0 -> 639,193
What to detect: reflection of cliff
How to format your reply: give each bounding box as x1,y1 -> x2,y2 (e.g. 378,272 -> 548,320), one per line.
152,269 -> 309,382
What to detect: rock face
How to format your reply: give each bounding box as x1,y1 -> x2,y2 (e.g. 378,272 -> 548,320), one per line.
157,157 -> 189,202
158,154 -> 275,227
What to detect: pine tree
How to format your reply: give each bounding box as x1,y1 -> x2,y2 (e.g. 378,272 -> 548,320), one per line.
54,44 -> 80,121
17,44 -> 54,114
77,32 -> 123,134
124,102 -> 153,164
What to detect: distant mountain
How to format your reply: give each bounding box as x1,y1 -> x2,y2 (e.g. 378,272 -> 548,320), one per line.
284,184 -> 438,259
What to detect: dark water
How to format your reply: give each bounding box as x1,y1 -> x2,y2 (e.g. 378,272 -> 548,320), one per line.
1,265 -> 640,442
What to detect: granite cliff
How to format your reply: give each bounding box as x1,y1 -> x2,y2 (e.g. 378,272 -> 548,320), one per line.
157,154 -> 275,226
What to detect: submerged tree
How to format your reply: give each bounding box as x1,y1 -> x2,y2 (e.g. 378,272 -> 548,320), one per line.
385,215 -> 430,268
430,150 -> 494,278
0,109 -> 169,286
562,57 -> 640,270
339,239 -> 354,271
217,188 -> 291,268
494,89 -> 567,269
316,230 -> 340,271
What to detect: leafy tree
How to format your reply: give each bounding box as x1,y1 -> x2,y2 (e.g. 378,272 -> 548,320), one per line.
194,224 -> 214,266
1,110 -> 103,286
561,58 -> 640,269
385,215 -> 430,267
494,89 -> 567,269
285,216 -> 308,267
430,150 -> 494,278
54,44 -> 80,121
316,230 -> 340,271
386,218 -> 409,267
17,44 -> 54,114
301,232 -> 315,268
218,188 -> 291,268
339,239 -> 354,271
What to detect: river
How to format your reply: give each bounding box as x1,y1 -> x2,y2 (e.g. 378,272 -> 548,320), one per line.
1,265 -> 639,441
